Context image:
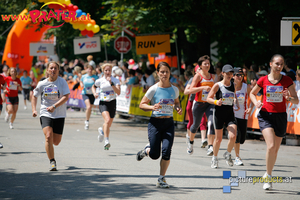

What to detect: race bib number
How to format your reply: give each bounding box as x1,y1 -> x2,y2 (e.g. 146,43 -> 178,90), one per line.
201,90 -> 209,101
9,82 -> 18,90
23,84 -> 30,89
44,86 -> 59,100
236,92 -> 245,105
86,87 -> 92,94
101,90 -> 114,101
158,99 -> 174,114
222,93 -> 234,105
266,86 -> 283,102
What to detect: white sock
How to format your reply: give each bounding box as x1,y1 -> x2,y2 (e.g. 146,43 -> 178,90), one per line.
212,155 -> 217,160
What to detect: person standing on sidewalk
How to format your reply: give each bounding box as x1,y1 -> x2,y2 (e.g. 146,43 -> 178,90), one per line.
92,63 -> 120,150
80,64 -> 98,130
206,64 -> 239,168
136,62 -> 182,188
250,54 -> 298,190
32,61 -> 70,171
4,67 -> 22,129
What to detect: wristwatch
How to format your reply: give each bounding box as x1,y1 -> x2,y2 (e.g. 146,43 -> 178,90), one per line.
52,104 -> 56,109
111,82 -> 115,86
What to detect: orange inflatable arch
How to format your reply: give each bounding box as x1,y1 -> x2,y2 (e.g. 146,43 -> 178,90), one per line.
2,9 -> 49,74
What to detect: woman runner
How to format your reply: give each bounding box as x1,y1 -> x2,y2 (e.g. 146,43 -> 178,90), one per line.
92,64 -> 120,150
32,61 -> 70,171
80,64 -> 98,130
136,62 -> 182,188
250,54 -> 298,190
233,68 -> 251,166
189,55 -> 215,155
207,64 -> 239,168
4,67 -> 22,129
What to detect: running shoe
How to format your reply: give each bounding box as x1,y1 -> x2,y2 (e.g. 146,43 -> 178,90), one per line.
9,122 -> 13,129
223,151 -> 233,167
98,127 -> 104,142
0,143 -> 3,149
50,161 -> 57,171
4,113 -> 9,123
211,157 -> 218,168
24,106 -> 27,110
84,120 -> 89,130
201,140 -> 208,148
157,177 -> 170,188
104,140 -> 110,150
187,142 -> 193,155
136,143 -> 150,161
234,157 -> 244,166
263,172 -> 272,190
207,146 -> 213,156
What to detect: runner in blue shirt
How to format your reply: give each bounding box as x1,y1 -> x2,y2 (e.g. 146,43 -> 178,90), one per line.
80,65 -> 98,130
136,62 -> 182,188
20,70 -> 32,110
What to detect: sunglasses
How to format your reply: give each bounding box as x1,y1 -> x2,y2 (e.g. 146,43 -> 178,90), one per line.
235,74 -> 244,77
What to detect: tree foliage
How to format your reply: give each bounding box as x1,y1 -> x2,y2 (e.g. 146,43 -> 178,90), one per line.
1,0 -> 300,67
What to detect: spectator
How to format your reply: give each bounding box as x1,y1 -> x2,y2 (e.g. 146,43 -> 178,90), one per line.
126,69 -> 139,90
87,55 -> 96,69
285,58 -> 296,81
121,63 -> 129,84
128,59 -> 135,69
142,69 -> 155,92
214,63 -> 222,82
170,69 -> 184,92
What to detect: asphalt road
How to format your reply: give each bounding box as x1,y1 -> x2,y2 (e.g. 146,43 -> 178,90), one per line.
0,96 -> 299,200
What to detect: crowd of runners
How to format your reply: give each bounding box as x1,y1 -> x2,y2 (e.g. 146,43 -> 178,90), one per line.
0,54 -> 299,190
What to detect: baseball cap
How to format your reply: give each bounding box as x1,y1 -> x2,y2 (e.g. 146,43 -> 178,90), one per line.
234,67 -> 243,74
171,70 -> 180,76
258,70 -> 268,76
222,64 -> 234,73
129,59 -> 135,65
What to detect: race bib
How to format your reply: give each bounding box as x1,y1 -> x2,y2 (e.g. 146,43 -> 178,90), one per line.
201,90 -> 209,101
44,86 -> 60,100
101,90 -> 114,101
236,92 -> 245,105
86,87 -> 93,94
158,99 -> 174,114
266,86 -> 283,102
222,93 -> 234,105
9,82 -> 18,90
23,84 -> 30,89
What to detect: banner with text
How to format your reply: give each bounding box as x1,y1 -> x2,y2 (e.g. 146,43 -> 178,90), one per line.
73,36 -> 101,55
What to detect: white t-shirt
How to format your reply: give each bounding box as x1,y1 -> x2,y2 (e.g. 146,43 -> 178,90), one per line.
94,76 -> 120,101
33,77 -> 70,118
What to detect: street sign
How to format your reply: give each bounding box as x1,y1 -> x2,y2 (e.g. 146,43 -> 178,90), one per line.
114,36 -> 132,54
292,22 -> 300,45
281,19 -> 300,46
135,34 -> 170,55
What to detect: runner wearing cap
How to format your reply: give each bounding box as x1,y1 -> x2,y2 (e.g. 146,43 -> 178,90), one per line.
233,68 -> 251,166
250,54 -> 298,190
207,64 -> 239,168
188,55 -> 215,155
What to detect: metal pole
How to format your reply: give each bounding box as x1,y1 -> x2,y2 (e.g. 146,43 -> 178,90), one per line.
174,33 -> 180,74
103,37 -> 108,61
120,30 -> 124,67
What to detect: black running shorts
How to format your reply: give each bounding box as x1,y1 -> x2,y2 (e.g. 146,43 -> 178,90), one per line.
40,116 -> 65,135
